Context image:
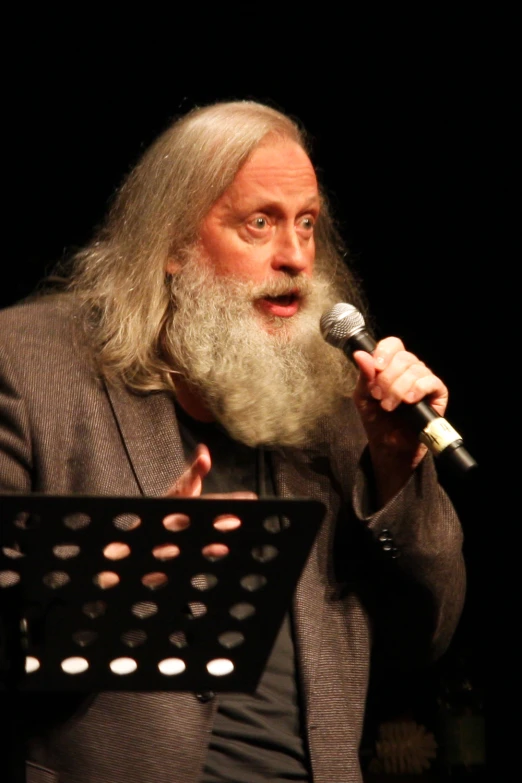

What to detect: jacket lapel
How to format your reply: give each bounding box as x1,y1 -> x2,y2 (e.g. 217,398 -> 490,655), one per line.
105,380 -> 334,692
104,381 -> 186,497
273,447 -> 338,694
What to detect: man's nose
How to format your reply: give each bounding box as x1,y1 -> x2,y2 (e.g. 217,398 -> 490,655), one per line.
271,227 -> 312,276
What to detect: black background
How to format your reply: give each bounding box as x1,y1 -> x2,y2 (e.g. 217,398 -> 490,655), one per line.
3,16 -> 508,774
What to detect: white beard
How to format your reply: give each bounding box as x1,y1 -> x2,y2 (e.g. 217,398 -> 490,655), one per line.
164,251 -> 356,447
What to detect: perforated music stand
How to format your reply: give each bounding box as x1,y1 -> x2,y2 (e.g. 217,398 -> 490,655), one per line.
0,493 -> 325,781
0,494 -> 325,693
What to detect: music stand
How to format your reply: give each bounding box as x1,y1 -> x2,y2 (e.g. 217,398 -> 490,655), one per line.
0,493 -> 325,781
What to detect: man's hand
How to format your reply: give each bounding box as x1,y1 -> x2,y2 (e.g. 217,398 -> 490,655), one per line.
100,444 -> 256,584
164,443 -> 213,498
352,337 -> 449,505
163,443 -> 257,560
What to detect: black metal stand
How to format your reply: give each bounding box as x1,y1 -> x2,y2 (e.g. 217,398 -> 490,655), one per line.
0,493 -> 325,781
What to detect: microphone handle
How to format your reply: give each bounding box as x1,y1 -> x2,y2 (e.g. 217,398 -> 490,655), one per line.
339,329 -> 478,474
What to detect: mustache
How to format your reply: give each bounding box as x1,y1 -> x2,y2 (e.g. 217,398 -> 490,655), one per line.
249,274 -> 313,300
172,253 -> 317,310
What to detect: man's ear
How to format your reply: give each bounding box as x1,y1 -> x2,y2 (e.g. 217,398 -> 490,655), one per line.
166,258 -> 181,275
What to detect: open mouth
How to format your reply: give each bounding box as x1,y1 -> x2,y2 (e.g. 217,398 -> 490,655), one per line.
257,291 -> 301,317
264,293 -> 298,307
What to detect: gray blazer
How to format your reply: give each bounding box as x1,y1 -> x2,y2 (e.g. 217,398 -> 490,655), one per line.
0,297 -> 466,783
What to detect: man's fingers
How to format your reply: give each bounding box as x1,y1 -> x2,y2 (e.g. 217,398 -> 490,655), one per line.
354,339 -> 448,418
213,514 -> 242,532
353,338 -> 407,387
163,493 -> 255,532
163,513 -> 191,531
370,337 -> 406,370
202,543 -> 230,560
165,444 -> 212,497
163,448 -> 257,555
204,492 -> 257,500
352,350 -> 376,385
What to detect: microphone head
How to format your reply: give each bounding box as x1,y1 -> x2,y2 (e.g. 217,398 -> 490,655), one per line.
320,303 -> 366,346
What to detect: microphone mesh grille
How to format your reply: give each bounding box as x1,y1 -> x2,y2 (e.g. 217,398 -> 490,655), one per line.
320,303 -> 366,344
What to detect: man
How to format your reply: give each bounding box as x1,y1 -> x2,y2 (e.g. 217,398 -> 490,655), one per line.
0,101 -> 465,782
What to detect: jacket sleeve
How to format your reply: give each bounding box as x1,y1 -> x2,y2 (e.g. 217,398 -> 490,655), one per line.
328,396 -> 466,670
0,337 -> 33,492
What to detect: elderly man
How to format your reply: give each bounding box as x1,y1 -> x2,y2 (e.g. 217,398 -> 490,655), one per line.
0,101 -> 465,783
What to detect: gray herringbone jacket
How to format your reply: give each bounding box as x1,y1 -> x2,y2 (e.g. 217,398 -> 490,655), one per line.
0,296 -> 465,783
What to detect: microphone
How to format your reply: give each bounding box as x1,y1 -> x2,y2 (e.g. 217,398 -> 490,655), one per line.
320,303 -> 477,474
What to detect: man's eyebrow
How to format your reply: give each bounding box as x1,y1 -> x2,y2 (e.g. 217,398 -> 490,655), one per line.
237,195 -> 321,213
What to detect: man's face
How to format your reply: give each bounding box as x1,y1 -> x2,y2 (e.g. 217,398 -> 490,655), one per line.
164,138 -> 353,445
196,138 -> 320,321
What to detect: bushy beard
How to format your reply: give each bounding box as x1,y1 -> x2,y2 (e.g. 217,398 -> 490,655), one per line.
164,250 -> 356,448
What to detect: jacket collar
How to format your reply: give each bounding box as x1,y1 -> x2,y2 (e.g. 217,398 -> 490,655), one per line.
104,379 -> 186,497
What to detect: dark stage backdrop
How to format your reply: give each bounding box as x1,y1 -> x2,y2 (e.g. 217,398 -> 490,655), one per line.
4,56 -> 499,774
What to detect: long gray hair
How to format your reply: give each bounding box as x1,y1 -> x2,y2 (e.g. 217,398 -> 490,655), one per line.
63,100 -> 365,390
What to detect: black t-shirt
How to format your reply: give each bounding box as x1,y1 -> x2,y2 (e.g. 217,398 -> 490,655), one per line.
175,404 -> 312,782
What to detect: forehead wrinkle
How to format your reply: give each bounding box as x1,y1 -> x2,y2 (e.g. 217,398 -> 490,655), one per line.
220,175 -> 320,218
215,140 -> 319,216
234,164 -> 318,196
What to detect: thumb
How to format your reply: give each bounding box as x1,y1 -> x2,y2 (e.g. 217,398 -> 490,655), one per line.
352,349 -> 377,384
165,444 -> 212,497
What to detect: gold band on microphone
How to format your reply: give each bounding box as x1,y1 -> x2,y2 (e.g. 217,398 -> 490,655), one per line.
419,418 -> 462,455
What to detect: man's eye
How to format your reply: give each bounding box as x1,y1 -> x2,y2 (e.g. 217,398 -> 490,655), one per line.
252,217 -> 268,229
301,217 -> 315,230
